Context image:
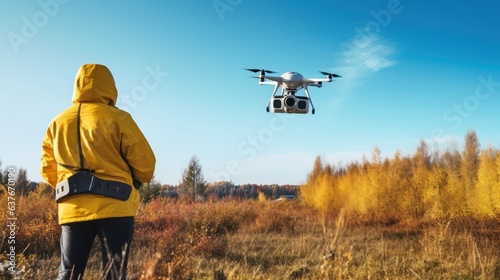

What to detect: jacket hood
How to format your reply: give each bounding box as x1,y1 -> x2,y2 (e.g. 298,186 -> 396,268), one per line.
72,64 -> 118,106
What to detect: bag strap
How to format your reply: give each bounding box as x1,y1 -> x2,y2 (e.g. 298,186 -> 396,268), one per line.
57,103 -> 95,173
76,102 -> 85,170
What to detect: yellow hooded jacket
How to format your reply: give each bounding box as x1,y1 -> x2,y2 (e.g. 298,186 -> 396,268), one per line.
41,64 -> 156,224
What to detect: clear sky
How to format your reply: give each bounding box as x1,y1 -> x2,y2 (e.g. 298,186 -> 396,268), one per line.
1,0 -> 499,185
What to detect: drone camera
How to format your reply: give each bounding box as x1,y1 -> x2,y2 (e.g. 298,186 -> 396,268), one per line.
297,99 -> 308,110
284,96 -> 296,108
270,96 -> 309,114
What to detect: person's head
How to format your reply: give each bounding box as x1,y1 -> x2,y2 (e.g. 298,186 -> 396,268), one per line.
72,64 -> 118,106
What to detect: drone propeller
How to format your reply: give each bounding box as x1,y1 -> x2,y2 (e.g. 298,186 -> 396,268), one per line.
245,68 -> 277,74
319,71 -> 341,78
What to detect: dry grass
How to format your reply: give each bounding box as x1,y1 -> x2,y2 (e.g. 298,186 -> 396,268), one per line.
1,195 -> 500,279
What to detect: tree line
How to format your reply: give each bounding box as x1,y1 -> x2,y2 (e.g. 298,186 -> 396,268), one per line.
301,130 -> 500,219
139,179 -> 299,203
0,161 -> 37,195
0,156 -> 300,202
174,155 -> 299,201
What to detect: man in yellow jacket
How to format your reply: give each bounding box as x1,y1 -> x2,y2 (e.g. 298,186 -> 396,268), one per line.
41,64 -> 156,280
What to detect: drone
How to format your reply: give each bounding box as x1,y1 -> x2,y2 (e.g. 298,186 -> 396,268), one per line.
245,69 -> 341,114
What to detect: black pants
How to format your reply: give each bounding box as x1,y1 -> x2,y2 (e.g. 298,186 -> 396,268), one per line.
57,217 -> 135,280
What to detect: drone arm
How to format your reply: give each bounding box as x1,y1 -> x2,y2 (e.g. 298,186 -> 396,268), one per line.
306,81 -> 323,88
259,81 -> 277,86
307,78 -> 331,83
263,76 -> 284,83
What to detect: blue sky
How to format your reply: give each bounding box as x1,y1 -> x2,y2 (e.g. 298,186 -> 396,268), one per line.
1,0 -> 499,185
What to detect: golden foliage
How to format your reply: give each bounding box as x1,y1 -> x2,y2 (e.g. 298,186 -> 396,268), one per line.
473,147 -> 500,216
301,131 -> 500,219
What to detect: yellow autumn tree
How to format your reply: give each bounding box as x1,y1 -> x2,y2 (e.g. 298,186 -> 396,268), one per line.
461,130 -> 480,211
425,149 -> 450,218
337,162 -> 361,213
473,146 -> 500,217
347,157 -> 372,214
437,148 -> 462,217
302,157 -> 338,211
301,156 -> 324,209
301,130 -> 497,220
408,140 -> 430,217
385,150 -> 412,216
301,156 -> 346,232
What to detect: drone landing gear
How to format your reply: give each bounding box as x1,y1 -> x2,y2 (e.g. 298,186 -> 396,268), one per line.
266,106 -> 269,112
304,86 -> 316,115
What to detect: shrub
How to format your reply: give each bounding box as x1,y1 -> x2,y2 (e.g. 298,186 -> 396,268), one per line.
0,192 -> 59,257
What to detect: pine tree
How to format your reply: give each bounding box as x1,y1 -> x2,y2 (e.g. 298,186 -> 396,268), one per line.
139,176 -> 162,202
179,155 -> 207,201
16,168 -> 31,195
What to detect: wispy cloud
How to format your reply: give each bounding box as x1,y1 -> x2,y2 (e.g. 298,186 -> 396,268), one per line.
337,34 -> 398,80
329,33 -> 398,108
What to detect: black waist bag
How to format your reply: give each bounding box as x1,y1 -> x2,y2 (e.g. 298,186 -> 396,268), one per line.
55,172 -> 132,203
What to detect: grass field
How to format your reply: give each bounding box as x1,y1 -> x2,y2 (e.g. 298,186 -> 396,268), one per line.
1,192 -> 500,279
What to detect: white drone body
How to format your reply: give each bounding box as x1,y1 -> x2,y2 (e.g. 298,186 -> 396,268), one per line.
246,69 -> 340,114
